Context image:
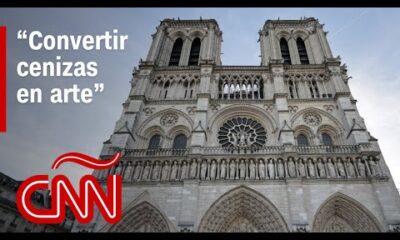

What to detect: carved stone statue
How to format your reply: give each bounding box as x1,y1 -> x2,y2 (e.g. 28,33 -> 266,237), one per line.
258,159 -> 266,179
239,131 -> 247,147
229,160 -> 236,179
239,160 -> 246,179
288,159 -> 296,177
249,160 -> 256,179
141,161 -> 151,181
346,160 -> 356,178
180,161 -> 188,180
357,159 -> 366,177
327,159 -> 336,178
114,162 -> 124,175
132,161 -> 142,180
161,161 -> 170,181
308,159 -> 315,178
317,159 -> 326,178
210,160 -> 217,180
100,169 -> 109,180
189,159 -> 197,179
152,161 -> 161,180
268,159 -> 275,179
277,159 -> 284,179
337,160 -> 346,177
170,161 -> 178,180
220,160 -> 227,180
369,157 -> 380,176
298,159 -> 306,177
201,160 -> 208,180
123,162 -> 133,181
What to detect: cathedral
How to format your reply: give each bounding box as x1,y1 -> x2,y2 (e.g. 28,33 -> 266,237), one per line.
79,17 -> 400,232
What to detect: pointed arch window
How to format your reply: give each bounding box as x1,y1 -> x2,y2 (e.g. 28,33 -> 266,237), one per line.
296,38 -> 309,64
173,134 -> 187,149
148,134 -> 161,150
173,134 -> 187,155
297,134 -> 309,146
169,38 -> 183,66
280,38 -> 291,64
188,38 -> 201,66
322,133 -> 333,146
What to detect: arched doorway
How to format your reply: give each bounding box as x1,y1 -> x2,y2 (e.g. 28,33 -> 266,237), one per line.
312,193 -> 382,232
109,201 -> 171,232
198,186 -> 289,232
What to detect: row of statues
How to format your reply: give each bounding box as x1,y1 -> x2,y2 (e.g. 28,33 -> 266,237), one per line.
96,155 -> 383,182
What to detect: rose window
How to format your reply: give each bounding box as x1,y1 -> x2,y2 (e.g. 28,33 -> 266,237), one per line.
218,117 -> 267,148
303,112 -> 322,126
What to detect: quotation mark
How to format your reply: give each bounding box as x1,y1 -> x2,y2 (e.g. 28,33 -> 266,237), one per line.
94,83 -> 104,93
17,30 -> 28,40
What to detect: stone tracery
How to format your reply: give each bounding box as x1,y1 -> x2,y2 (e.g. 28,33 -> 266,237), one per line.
198,186 -> 288,232
303,112 -> 322,126
110,202 -> 170,232
312,193 -> 382,232
217,117 -> 267,148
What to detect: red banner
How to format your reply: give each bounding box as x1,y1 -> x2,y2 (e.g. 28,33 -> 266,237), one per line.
0,26 -> 6,133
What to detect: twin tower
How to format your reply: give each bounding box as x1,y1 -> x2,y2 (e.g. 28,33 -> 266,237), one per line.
75,18 -> 400,233
146,17 -> 332,66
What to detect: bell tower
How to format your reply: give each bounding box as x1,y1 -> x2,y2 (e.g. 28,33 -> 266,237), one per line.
259,17 -> 333,65
146,18 -> 222,66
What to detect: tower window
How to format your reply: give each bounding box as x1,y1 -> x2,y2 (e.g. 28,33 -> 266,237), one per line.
148,134 -> 161,150
322,133 -> 333,146
312,80 -> 320,98
296,38 -> 309,64
163,81 -> 170,99
297,134 -> 309,146
188,38 -> 201,66
289,80 -> 294,99
169,38 -> 183,66
184,81 -> 188,98
280,38 -> 291,65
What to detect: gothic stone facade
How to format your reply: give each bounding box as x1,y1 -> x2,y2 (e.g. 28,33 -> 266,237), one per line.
78,18 -> 400,232
0,172 -> 75,232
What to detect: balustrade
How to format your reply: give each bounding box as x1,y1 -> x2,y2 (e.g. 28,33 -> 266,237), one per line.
97,146 -> 384,183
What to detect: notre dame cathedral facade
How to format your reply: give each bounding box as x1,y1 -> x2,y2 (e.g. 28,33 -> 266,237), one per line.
77,18 -> 400,232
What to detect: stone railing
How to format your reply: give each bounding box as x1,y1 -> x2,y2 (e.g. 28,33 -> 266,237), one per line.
295,145 -> 360,154
111,144 -> 374,158
123,148 -> 189,157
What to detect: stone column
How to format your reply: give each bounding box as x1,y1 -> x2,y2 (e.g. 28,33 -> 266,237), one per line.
271,62 -> 294,145
235,159 -> 239,180
180,37 -> 192,66
206,23 -> 215,61
304,36 -> 316,64
316,24 -> 333,59
245,159 -> 249,180
146,24 -> 166,63
207,159 -> 211,180
288,37 -> 299,64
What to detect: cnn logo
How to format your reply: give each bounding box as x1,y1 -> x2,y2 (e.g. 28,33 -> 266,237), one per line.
16,152 -> 122,224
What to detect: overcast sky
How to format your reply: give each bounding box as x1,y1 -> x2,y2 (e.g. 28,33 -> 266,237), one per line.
0,8 -> 399,189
